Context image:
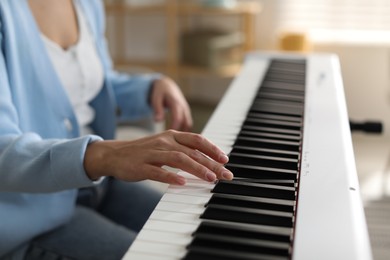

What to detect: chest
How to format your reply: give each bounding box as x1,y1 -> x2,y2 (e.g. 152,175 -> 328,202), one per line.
28,0 -> 79,50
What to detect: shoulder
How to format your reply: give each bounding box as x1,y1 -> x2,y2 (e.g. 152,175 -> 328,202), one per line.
0,1 -> 36,35
0,1 -> 29,46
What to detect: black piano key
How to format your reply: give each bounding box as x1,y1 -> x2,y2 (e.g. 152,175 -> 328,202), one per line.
206,193 -> 294,212
263,74 -> 305,85
268,64 -> 305,71
257,86 -> 305,94
243,118 -> 302,132
272,58 -> 305,64
266,69 -> 305,80
246,112 -> 303,124
263,71 -> 305,81
258,91 -> 305,103
239,130 -> 301,142
228,153 -> 298,170
183,246 -> 288,260
212,180 -> 296,200
232,179 -> 296,187
266,61 -> 305,73
234,137 -> 300,152
254,98 -> 304,110
262,81 -> 305,93
251,102 -> 303,117
247,112 -> 303,123
230,146 -> 299,160
269,65 -> 305,74
194,221 -> 292,243
242,125 -> 301,137
259,84 -> 305,93
255,95 -> 303,103
259,94 -> 303,102
188,233 -> 290,257
239,124 -> 302,135
265,73 -> 305,81
200,204 -> 294,227
226,163 -> 297,180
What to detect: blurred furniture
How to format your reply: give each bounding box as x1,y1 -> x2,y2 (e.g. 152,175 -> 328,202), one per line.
104,0 -> 261,79
278,31 -> 312,52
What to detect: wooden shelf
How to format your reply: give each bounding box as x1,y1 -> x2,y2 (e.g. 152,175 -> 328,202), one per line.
114,59 -> 242,78
105,3 -> 166,15
105,0 -> 261,80
178,63 -> 242,78
177,2 -> 262,15
105,2 -> 261,15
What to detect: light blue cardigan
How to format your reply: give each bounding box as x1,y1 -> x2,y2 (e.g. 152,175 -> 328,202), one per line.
0,0 -> 158,256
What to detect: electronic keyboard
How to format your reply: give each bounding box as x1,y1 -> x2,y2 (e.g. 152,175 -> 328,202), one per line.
123,52 -> 372,260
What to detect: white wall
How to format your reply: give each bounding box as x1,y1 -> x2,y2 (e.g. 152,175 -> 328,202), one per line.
312,43 -> 390,136
106,15 -> 167,61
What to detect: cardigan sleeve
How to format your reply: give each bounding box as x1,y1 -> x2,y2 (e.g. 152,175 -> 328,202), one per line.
0,17 -> 104,193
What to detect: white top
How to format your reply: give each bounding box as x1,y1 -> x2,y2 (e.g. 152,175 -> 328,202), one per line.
42,0 -> 104,135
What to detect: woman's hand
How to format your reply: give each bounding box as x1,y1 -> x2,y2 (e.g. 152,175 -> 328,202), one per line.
150,77 -> 193,131
84,130 -> 233,185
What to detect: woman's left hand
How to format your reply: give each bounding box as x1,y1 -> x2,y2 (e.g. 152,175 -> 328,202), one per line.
150,77 -> 193,131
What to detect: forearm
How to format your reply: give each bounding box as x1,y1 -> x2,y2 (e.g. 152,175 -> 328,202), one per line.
0,133 -> 102,193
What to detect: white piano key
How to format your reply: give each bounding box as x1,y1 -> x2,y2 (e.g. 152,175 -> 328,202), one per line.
136,229 -> 192,246
123,252 -> 181,260
155,201 -> 205,214
166,188 -> 213,197
219,146 -> 234,154
204,133 -> 238,140
129,240 -> 187,258
166,181 -> 214,197
161,193 -> 210,205
175,171 -> 198,180
142,219 -> 198,234
149,210 -> 202,224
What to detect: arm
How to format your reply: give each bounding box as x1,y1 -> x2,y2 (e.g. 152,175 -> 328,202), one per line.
0,19 -> 102,193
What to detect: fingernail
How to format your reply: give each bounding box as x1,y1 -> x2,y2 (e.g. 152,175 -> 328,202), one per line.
176,176 -> 186,185
220,154 -> 229,163
222,169 -> 234,180
206,171 -> 216,182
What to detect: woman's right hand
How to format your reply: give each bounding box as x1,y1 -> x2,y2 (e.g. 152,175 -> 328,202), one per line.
83,130 -> 234,185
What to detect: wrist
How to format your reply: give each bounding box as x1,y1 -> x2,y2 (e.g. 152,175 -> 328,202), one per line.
83,141 -> 107,181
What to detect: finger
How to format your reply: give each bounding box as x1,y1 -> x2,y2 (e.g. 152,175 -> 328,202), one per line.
157,150 -> 220,182
144,164 -> 186,185
172,131 -> 229,164
156,133 -> 233,180
183,147 -> 233,180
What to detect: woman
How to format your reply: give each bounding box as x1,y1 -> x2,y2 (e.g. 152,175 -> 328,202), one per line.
0,0 -> 233,259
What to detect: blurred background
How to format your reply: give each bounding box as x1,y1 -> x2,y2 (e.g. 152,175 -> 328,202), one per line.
104,1 -> 390,258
